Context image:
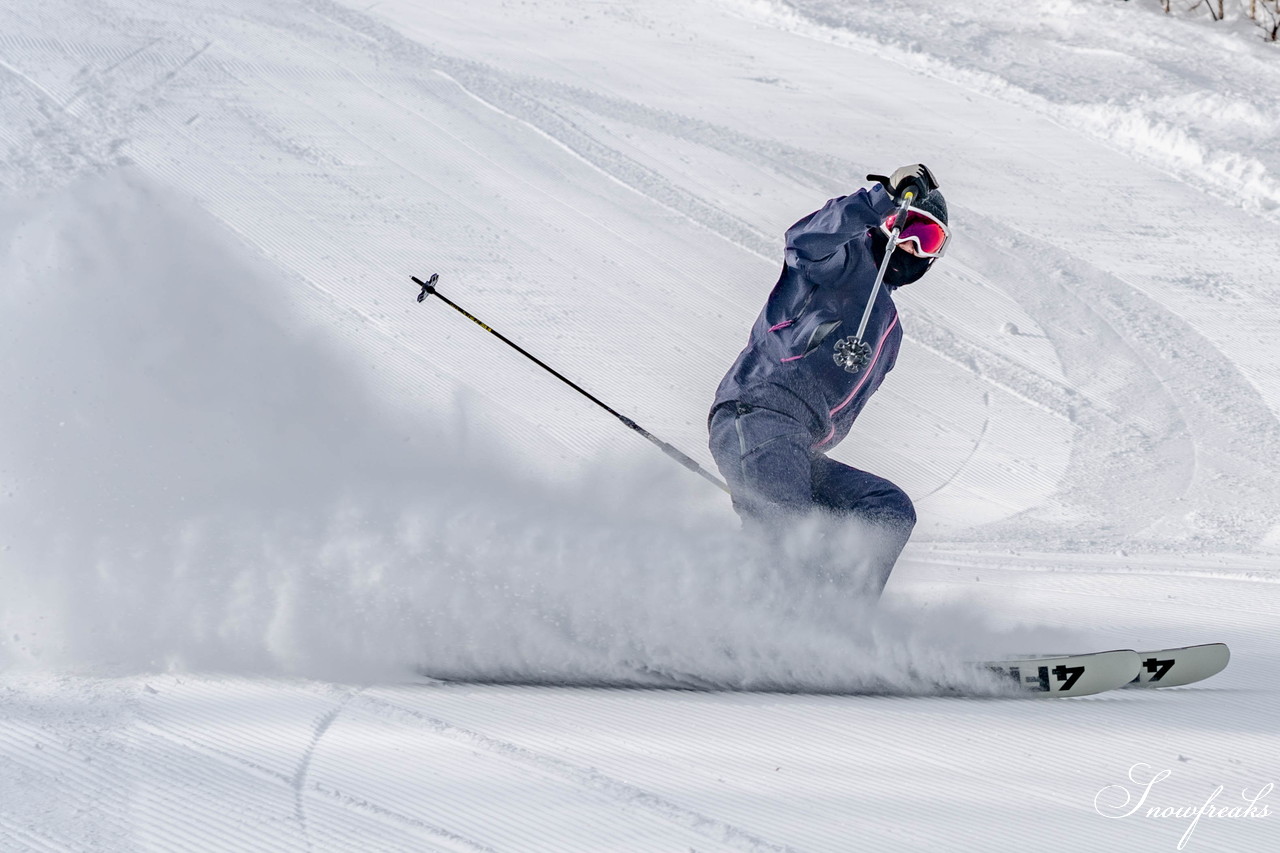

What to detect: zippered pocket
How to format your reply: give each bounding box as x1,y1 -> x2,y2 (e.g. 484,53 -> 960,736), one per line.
781,319 -> 842,363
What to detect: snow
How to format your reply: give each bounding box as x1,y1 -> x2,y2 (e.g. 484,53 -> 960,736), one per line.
1,0 -> 1278,849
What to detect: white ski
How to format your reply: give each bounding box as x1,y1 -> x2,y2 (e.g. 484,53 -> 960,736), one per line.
983,649 -> 1140,698
1126,643 -> 1230,688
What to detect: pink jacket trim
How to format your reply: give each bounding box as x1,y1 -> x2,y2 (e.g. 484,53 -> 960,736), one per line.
813,313 -> 900,448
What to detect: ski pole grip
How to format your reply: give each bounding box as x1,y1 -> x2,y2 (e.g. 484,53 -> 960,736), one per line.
866,175 -> 919,208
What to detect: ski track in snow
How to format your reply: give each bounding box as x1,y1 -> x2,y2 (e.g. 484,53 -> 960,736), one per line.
2,0 -> 1280,850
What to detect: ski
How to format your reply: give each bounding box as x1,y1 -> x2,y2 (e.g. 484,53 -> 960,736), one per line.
1125,643 -> 1230,688
983,643 -> 1231,697
982,649 -> 1140,698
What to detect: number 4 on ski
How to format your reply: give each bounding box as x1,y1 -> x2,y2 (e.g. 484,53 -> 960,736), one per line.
983,650 -> 1140,698
1127,643 -> 1230,688
982,643 -> 1230,697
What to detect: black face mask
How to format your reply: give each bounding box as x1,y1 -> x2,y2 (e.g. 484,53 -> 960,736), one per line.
869,227 -> 933,288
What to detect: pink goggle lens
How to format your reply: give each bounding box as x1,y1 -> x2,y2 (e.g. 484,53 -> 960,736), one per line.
883,210 -> 949,256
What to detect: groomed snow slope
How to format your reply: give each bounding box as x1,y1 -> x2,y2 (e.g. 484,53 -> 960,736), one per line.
1,0 -> 1278,850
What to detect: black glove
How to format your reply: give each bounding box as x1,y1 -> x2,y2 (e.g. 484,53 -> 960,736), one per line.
867,164 -> 939,202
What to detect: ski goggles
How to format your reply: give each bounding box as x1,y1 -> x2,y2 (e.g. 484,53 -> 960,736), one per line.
880,207 -> 950,257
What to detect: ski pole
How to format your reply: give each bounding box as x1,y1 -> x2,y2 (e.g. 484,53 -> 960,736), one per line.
842,184 -> 917,372
412,273 -> 729,494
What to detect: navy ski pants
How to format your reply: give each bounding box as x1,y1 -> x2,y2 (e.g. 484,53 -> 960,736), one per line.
708,402 -> 915,595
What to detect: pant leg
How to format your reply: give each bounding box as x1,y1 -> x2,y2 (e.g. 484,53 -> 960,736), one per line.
708,404 -> 815,522
810,457 -> 917,528
810,455 -> 916,595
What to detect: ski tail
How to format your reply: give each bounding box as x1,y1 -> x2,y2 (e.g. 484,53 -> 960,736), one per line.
1127,643 -> 1230,688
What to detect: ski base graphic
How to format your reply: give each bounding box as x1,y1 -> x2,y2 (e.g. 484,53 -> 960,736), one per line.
1127,643 -> 1230,688
983,643 -> 1231,697
983,649 -> 1140,698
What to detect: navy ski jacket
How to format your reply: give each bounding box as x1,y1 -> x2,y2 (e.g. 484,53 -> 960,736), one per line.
711,185 -> 903,450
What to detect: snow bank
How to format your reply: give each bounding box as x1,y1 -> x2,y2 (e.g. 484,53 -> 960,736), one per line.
738,0 -> 1280,214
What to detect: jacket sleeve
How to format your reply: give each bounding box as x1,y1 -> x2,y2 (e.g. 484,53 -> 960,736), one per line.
784,186 -> 894,284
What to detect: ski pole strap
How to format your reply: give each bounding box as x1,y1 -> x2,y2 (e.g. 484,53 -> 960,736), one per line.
412,274 -> 729,494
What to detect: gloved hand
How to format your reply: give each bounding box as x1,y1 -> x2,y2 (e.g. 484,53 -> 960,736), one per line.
867,164 -> 940,202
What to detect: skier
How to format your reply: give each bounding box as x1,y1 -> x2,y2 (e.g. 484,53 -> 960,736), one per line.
707,164 -> 950,597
